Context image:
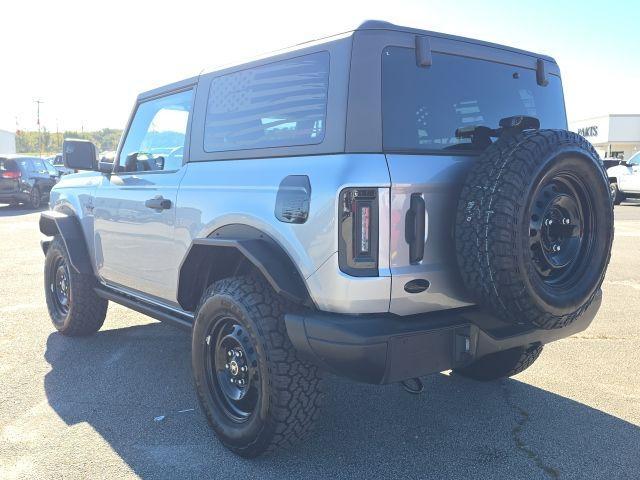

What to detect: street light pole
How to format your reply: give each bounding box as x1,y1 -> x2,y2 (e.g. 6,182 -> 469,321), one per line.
34,99 -> 44,157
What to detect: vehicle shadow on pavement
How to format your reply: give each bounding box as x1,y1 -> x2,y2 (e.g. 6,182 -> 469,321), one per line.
0,204 -> 46,217
44,322 -> 639,480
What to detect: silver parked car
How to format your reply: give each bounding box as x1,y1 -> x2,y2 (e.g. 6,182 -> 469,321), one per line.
39,21 -> 614,457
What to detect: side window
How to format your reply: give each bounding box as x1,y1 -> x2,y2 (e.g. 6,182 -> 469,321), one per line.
44,162 -> 58,175
17,159 -> 32,172
32,159 -> 46,173
204,51 -> 330,152
118,89 -> 193,173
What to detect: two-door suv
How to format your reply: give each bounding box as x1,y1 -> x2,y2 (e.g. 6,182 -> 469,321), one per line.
40,21 -> 614,457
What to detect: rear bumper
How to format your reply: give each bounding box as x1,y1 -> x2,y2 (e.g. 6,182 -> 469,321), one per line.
285,291 -> 601,384
0,192 -> 27,203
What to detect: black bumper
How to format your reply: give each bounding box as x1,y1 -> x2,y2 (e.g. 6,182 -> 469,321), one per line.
0,192 -> 27,203
285,292 -> 601,384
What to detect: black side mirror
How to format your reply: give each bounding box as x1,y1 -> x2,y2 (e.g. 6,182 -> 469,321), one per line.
63,139 -> 98,171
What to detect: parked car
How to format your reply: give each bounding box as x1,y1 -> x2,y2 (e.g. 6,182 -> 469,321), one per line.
608,151 -> 640,204
0,155 -> 59,208
49,153 -> 75,176
39,20 -> 614,457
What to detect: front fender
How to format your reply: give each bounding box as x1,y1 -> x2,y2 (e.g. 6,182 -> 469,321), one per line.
39,210 -> 93,275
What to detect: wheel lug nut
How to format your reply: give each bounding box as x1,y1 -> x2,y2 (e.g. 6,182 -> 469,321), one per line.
241,366 -> 247,372
553,245 -> 561,252
227,350 -> 233,357
236,350 -> 243,358
229,378 -> 235,383
563,218 -> 570,225
225,363 -> 230,369
238,379 -> 245,386
545,219 -> 553,226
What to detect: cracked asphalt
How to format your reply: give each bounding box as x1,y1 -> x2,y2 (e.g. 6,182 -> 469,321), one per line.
0,202 -> 638,479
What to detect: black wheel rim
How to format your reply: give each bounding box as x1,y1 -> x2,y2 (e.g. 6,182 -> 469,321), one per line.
50,256 -> 70,316
528,172 -> 595,290
204,317 -> 260,422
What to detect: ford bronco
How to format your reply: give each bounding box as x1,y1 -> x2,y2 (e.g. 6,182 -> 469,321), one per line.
40,21 -> 614,457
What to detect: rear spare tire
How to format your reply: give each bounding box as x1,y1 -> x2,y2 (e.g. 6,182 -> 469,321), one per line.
455,130 -> 613,329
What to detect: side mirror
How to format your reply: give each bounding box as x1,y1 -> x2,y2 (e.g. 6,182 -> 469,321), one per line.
63,139 -> 97,171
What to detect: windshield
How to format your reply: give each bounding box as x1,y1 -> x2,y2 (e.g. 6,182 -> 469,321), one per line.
627,151 -> 640,165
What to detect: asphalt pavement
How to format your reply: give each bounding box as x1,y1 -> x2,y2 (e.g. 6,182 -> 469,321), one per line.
0,202 -> 638,479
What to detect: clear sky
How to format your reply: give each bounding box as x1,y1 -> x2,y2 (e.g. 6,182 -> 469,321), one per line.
1,0 -> 637,132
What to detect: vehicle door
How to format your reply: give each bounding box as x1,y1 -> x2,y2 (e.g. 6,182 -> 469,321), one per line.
30,158 -> 56,194
619,153 -> 640,193
44,160 -> 61,185
381,39 -> 568,315
93,87 -> 195,302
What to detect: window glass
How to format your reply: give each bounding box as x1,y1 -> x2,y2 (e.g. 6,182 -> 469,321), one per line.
0,159 -> 17,171
204,51 -> 330,152
382,48 -> 567,153
32,159 -> 46,172
118,89 -> 193,172
627,152 -> 640,165
17,159 -> 32,171
44,161 -> 58,175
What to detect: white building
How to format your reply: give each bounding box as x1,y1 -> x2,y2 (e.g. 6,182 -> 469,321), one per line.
569,114 -> 640,160
0,129 -> 16,154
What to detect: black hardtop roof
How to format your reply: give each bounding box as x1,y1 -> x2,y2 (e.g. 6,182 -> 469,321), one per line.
138,20 -> 556,100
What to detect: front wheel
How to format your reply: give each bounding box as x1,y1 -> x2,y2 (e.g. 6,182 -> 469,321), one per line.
192,276 -> 323,457
610,182 -> 625,205
29,186 -> 42,209
44,236 -> 108,336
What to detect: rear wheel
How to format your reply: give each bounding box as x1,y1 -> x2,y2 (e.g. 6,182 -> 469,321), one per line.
454,344 -> 543,381
192,275 -> 323,457
44,236 -> 108,336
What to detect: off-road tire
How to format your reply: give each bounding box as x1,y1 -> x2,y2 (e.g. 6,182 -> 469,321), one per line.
29,186 -> 41,209
192,275 -> 323,458
454,344 -> 543,381
456,129 -> 613,330
610,182 -> 625,205
44,235 -> 108,336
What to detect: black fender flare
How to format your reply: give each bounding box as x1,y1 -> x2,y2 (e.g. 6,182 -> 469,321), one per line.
177,225 -> 311,311
39,210 -> 93,275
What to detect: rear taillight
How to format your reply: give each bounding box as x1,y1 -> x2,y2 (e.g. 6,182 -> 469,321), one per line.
0,171 -> 20,179
338,188 -> 379,276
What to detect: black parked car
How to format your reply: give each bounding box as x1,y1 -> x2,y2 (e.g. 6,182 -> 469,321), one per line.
0,156 -> 60,208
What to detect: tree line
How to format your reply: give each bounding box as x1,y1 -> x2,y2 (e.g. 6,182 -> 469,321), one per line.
16,128 -> 123,155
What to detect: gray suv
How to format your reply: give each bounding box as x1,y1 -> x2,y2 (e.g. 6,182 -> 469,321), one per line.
40,21 -> 614,457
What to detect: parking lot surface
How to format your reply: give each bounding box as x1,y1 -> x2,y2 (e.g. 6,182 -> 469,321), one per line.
0,202 -> 638,479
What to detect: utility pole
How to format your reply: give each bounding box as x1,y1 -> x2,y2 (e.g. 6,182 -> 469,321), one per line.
34,98 -> 44,157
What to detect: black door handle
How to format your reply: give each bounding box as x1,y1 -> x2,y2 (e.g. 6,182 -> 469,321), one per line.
405,193 -> 426,264
145,196 -> 172,210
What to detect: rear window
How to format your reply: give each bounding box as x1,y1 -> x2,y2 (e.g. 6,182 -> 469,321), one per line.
0,159 -> 18,171
382,47 -> 567,154
204,51 -> 330,152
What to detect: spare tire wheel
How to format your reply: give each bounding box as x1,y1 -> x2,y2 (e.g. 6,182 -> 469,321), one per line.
455,130 -> 613,330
